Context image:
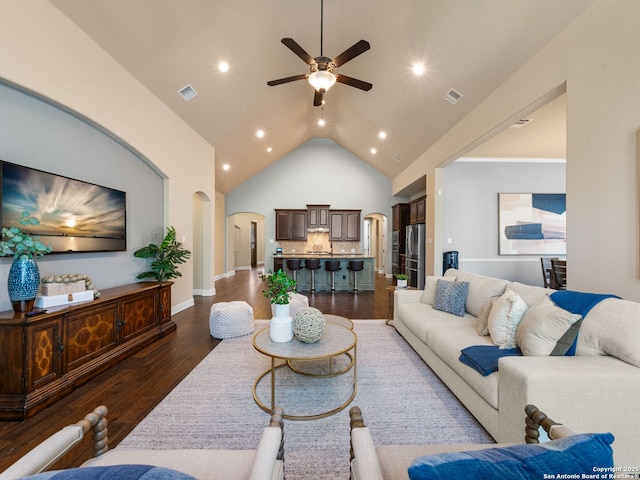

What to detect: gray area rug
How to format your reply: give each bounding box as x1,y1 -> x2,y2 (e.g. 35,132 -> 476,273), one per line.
120,320 -> 493,479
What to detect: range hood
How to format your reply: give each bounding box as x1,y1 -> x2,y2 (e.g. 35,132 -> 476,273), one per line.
307,227 -> 329,233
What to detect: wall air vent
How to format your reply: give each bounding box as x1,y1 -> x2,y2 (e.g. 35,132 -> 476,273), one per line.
444,88 -> 463,105
393,154 -> 402,163
178,84 -> 198,101
510,118 -> 533,128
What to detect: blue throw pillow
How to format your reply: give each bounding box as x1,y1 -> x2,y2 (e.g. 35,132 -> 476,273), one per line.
433,280 -> 469,317
408,433 -> 614,480
23,464 -> 197,480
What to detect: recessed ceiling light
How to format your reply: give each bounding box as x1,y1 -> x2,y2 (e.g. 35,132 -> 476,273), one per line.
218,61 -> 229,73
412,63 -> 426,76
222,163 -> 230,171
318,118 -> 326,126
370,148 -> 377,154
256,129 -> 265,138
267,147 -> 273,153
378,131 -> 387,140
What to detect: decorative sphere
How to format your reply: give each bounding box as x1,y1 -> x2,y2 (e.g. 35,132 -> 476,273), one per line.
293,307 -> 326,343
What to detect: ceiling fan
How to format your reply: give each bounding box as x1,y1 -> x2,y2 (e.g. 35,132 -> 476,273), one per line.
266,0 -> 372,106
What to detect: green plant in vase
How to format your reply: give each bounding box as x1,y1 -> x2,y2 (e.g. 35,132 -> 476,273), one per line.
259,269 -> 297,342
259,269 -> 297,305
133,226 -> 191,283
395,273 -> 408,288
1,211 -> 52,312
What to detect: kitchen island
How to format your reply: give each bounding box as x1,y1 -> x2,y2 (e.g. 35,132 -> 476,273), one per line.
272,254 -> 375,292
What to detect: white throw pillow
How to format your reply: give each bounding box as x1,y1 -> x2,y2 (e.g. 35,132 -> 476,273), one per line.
516,295 -> 582,356
488,288 -> 528,349
420,275 -> 455,305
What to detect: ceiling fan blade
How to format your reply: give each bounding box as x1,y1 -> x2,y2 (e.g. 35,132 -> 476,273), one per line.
281,38 -> 315,65
332,40 -> 370,67
267,74 -> 308,86
313,89 -> 324,106
335,74 -> 372,91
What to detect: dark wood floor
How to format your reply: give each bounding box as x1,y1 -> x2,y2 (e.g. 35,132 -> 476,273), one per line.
0,268 -> 393,472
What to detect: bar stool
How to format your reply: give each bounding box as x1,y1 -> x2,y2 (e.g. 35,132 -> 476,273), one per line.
325,260 -> 342,292
305,258 -> 321,293
286,259 -> 302,291
348,260 -> 364,293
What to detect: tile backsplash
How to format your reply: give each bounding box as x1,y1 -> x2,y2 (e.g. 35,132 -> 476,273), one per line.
277,232 -> 359,254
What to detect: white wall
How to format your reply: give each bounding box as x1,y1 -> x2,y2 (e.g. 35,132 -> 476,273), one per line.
226,138 -> 408,273
0,2 -> 216,310
442,160 -> 566,285
0,83 -> 164,311
393,0 -> 640,300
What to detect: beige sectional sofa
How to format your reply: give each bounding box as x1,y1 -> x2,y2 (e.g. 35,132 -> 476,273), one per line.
393,268 -> 640,466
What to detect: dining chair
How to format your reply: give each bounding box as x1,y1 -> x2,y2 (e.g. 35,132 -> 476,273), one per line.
551,259 -> 567,290
540,257 -> 558,288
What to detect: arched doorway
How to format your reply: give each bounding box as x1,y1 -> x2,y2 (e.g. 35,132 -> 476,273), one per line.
363,213 -> 388,275
193,191 -> 213,296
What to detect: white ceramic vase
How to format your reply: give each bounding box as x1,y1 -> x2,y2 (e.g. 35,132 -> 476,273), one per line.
270,303 -> 293,342
397,279 -> 408,289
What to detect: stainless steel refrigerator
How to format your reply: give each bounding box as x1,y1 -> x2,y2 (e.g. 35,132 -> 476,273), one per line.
406,224 -> 425,289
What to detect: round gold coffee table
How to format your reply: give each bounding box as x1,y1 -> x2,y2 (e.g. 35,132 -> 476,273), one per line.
252,322 -> 357,421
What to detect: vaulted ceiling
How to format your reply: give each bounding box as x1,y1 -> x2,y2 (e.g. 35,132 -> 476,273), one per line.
51,0 -> 591,193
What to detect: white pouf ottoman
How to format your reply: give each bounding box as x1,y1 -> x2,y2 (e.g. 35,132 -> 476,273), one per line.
270,293 -> 309,318
209,301 -> 255,339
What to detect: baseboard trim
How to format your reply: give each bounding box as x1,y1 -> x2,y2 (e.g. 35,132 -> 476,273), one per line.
193,288 -> 216,296
171,297 -> 195,315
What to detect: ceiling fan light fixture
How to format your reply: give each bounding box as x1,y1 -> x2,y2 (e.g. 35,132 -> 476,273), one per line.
308,70 -> 336,92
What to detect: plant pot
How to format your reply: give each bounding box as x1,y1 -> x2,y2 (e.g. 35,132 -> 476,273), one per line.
7,257 -> 40,313
270,303 -> 293,342
397,279 -> 408,289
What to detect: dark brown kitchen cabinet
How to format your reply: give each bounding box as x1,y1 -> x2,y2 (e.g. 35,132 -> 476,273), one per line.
409,195 -> 427,224
392,203 -> 410,231
307,204 -> 330,230
275,209 -> 307,241
0,282 -> 174,420
329,210 -> 361,241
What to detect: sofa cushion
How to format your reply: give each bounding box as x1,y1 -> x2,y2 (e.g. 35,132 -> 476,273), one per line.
421,276 -> 455,305
488,288 -> 528,349
506,281 -> 551,307
448,269 -> 508,317
516,295 -> 582,356
433,280 -> 469,317
407,432 -> 614,480
427,326 -> 498,408
397,303 -> 475,343
82,449 -> 277,480
576,297 -> 640,367
23,465 -> 196,479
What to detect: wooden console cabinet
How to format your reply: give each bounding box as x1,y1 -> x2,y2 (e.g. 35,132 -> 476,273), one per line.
0,282 -> 174,420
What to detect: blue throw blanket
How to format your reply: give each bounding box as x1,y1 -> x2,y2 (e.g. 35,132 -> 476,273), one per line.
549,290 -> 620,317
459,345 -> 522,376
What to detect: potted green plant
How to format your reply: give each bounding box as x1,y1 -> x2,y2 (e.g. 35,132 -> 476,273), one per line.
133,226 -> 191,283
396,273 -> 408,289
259,269 -> 297,305
0,211 -> 52,312
259,269 -> 297,342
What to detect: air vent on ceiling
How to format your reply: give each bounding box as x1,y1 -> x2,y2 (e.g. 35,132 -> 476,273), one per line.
393,154 -> 402,163
510,118 -> 533,128
444,88 -> 463,105
178,84 -> 198,101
